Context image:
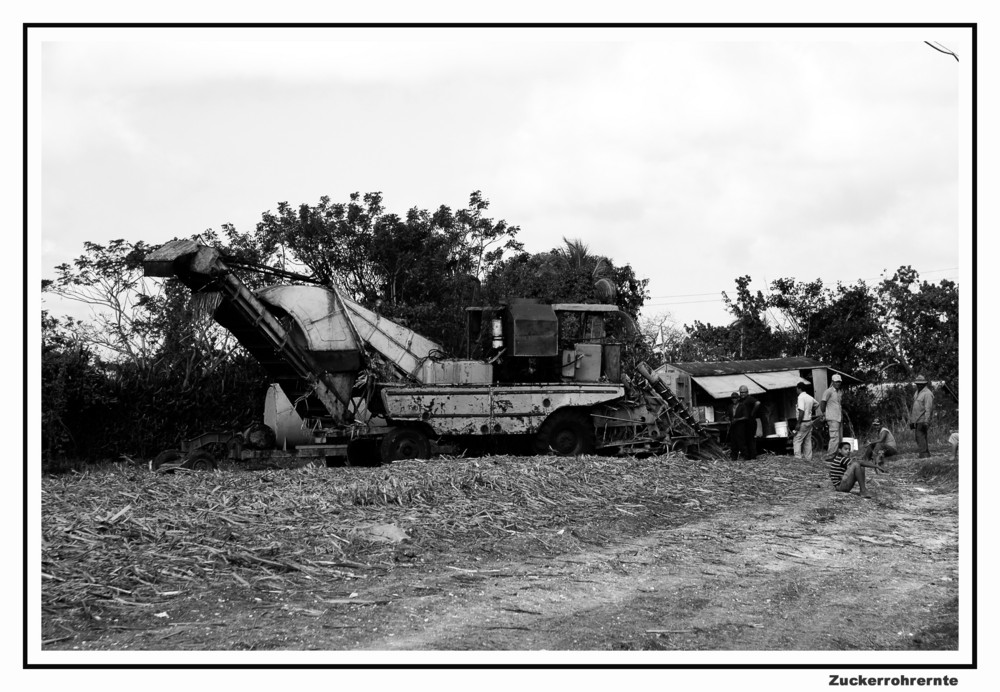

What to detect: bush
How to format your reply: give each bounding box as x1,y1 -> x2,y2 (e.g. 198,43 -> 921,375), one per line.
42,331 -> 268,469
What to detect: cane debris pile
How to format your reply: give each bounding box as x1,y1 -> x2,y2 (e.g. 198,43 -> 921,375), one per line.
42,454 -> 753,617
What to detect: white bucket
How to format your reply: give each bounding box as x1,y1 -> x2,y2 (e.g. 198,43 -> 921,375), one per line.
842,436 -> 859,451
774,421 -> 788,438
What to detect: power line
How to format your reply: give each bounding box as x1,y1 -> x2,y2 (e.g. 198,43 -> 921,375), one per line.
646,291 -> 721,299
643,266 -> 959,310
645,298 -> 726,306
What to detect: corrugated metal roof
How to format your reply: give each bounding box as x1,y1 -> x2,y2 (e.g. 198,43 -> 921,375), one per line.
746,370 -> 809,390
663,357 -> 826,377
692,374 -> 766,399
551,304 -> 622,313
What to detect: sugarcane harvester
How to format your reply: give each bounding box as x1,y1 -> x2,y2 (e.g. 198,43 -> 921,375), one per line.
143,240 -> 727,468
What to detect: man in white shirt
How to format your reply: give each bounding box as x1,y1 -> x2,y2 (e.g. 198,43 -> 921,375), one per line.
820,373 -> 844,455
792,381 -> 819,460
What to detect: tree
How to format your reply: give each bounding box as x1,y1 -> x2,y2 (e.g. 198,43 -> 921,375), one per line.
247,191 -> 523,353
766,277 -> 827,356
766,278 -> 883,381
678,276 -> 787,361
483,241 -> 649,319
41,312 -> 109,465
876,267 -> 959,394
638,312 -> 687,368
41,233 -> 272,463
43,239 -> 158,370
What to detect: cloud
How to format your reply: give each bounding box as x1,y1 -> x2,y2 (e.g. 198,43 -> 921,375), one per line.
38,32 -> 962,333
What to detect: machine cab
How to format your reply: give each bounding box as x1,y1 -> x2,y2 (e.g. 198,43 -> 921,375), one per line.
465,301 -> 637,385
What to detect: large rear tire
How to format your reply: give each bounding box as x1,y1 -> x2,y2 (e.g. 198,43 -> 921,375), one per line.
534,409 -> 595,456
380,427 -> 431,463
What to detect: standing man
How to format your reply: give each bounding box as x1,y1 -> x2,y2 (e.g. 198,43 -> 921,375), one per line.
726,391 -> 741,460
792,381 -> 819,460
732,384 -> 765,460
910,374 -> 935,458
820,373 -> 844,455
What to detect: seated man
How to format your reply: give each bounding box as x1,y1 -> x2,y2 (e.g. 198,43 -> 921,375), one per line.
948,407 -> 959,462
862,418 -> 898,462
827,441 -> 885,498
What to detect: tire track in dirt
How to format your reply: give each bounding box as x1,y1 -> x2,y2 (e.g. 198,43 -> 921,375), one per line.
350,473 -> 958,651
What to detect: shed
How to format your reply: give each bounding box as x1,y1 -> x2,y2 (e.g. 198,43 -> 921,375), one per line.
654,357 -> 860,438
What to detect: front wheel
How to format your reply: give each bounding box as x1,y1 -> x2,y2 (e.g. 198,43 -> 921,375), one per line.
182,449 -> 218,471
380,427 -> 431,463
534,409 -> 595,456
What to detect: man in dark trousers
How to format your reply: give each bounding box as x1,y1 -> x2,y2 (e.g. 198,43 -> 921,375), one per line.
910,374 -> 935,458
726,391 -> 741,459
731,384 -> 765,460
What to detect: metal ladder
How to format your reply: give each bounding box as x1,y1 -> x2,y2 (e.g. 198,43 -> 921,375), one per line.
636,362 -> 729,459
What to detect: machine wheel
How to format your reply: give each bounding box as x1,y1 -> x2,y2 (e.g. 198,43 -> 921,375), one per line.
380,427 -> 431,463
151,449 -> 184,471
182,449 -> 219,471
535,409 -> 595,456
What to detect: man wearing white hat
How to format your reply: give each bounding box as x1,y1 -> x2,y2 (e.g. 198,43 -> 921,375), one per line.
791,381 -> 819,460
820,373 -> 844,455
910,374 -> 934,458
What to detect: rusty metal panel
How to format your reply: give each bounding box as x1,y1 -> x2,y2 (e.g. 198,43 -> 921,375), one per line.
381,385 -> 492,436
380,384 -> 624,436
420,360 -> 493,384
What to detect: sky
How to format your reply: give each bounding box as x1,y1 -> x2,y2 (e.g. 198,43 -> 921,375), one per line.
36,25 -> 968,330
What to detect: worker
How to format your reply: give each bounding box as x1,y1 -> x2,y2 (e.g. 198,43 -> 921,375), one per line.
732,384 -> 765,460
948,408 -> 959,463
791,381 -> 819,461
820,373 -> 845,455
862,418 -> 897,463
826,440 -> 885,499
910,374 -> 935,458
726,391 -> 740,459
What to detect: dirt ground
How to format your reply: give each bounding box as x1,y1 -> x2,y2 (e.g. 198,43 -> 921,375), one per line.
40,447 -> 959,658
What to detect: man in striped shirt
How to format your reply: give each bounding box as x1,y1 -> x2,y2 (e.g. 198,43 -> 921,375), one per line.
827,441 -> 886,498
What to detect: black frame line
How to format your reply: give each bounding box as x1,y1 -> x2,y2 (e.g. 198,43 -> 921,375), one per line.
24,21 -> 977,672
